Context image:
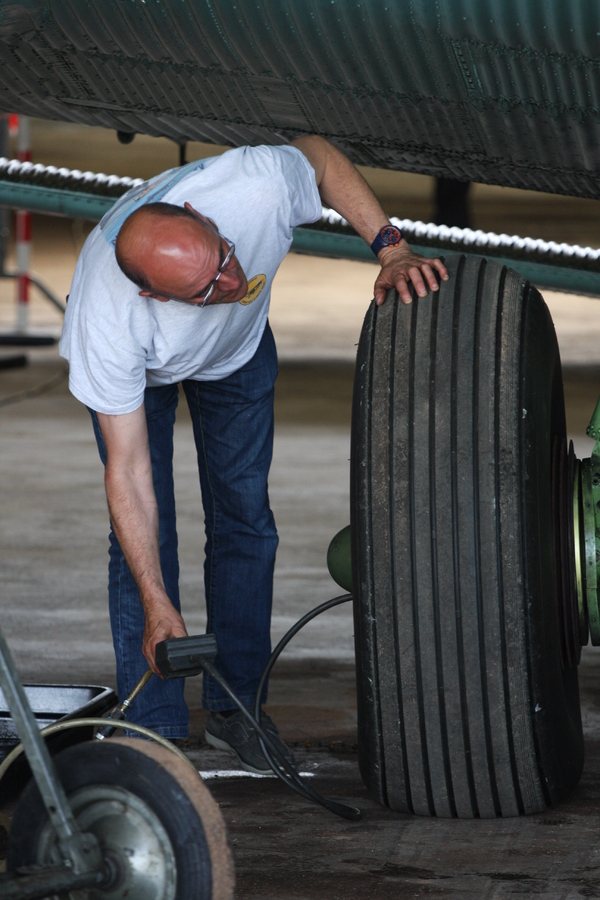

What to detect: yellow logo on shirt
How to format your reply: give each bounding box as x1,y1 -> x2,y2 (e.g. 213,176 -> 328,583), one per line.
239,274 -> 266,306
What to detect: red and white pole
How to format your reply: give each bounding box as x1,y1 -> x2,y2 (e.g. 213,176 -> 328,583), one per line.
15,115 -> 31,332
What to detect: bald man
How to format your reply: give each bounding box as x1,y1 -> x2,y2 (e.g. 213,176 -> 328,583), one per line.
59,136 -> 447,772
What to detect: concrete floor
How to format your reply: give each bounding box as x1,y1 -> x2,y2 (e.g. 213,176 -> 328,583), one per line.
1,120 -> 600,897
3,353 -> 600,898
0,353 -> 357,680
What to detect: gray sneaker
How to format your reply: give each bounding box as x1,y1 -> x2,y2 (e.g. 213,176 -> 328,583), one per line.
205,709 -> 296,775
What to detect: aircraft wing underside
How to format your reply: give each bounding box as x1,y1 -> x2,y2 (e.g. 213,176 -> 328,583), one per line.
0,0 -> 598,198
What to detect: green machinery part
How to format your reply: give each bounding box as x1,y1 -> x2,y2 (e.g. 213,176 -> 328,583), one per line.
327,525 -> 352,595
328,400 -> 600,659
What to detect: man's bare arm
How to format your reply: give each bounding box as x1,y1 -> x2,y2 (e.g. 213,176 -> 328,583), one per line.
291,134 -> 448,305
97,406 -> 187,673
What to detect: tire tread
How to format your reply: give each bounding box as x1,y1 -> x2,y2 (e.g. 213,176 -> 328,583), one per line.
352,254 -> 582,818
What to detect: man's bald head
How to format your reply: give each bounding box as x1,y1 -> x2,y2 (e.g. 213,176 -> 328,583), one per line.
115,202 -> 216,294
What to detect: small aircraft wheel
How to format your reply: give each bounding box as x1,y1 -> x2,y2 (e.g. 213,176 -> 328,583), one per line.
7,738 -> 234,899
351,254 -> 584,818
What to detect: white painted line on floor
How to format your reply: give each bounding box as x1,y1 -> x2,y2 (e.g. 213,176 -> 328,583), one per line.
199,769 -> 316,780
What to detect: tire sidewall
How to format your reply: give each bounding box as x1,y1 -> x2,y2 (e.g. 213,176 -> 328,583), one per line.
520,287 -> 583,802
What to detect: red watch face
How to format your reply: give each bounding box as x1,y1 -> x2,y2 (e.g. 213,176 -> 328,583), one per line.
381,225 -> 402,247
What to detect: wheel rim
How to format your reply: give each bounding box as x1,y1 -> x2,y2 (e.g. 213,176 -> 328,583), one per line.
579,457 -> 600,645
560,443 -> 600,651
36,784 -> 177,900
571,454 -> 589,646
552,437 -> 579,667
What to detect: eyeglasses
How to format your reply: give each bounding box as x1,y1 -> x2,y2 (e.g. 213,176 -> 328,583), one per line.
165,216 -> 236,308
199,233 -> 236,307
168,233 -> 235,308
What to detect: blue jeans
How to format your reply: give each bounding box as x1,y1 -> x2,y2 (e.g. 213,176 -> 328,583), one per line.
89,324 -> 279,738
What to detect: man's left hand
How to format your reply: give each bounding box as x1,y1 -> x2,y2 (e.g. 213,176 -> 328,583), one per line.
374,241 -> 449,306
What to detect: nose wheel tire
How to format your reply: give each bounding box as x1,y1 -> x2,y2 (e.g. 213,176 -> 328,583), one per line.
7,738 -> 234,899
351,254 -> 584,818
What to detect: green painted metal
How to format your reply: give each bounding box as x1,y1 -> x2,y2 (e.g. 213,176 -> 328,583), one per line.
0,1 -> 599,198
579,459 -> 600,646
505,264 -> 600,300
586,396 -> 600,448
327,525 -> 352,594
291,230 -> 600,298
0,181 -> 114,222
572,458 -> 589,646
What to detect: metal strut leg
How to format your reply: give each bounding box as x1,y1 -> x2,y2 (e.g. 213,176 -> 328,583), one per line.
0,628 -> 101,876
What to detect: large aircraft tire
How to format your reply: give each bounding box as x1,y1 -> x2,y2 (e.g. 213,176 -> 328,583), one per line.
351,254 -> 583,818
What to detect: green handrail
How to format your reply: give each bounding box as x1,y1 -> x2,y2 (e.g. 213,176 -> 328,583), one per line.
1,179 -> 599,298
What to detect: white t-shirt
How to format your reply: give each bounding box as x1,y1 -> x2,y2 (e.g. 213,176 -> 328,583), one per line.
59,145 -> 322,415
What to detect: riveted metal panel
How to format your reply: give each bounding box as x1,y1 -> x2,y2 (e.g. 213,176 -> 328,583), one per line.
0,0 -> 598,197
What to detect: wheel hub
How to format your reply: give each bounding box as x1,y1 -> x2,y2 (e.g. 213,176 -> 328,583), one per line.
574,454 -> 600,646
555,401 -> 600,667
35,784 -> 177,899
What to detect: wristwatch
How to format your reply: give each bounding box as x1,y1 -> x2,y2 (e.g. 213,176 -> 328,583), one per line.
370,224 -> 403,257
